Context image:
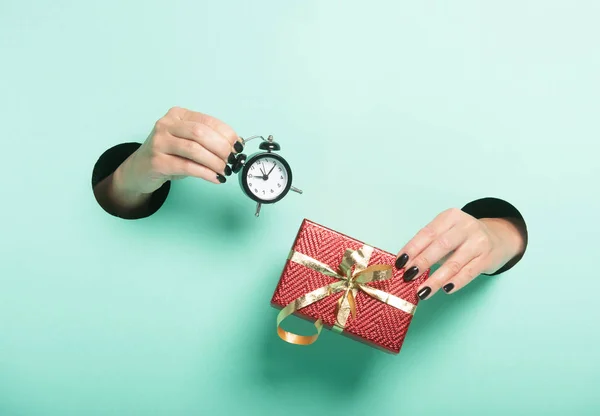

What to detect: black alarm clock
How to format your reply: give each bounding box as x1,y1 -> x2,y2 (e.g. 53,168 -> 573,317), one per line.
230,135 -> 302,217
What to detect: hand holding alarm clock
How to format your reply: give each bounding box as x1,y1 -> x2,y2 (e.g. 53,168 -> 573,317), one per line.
92,107 -> 302,219
228,135 -> 302,217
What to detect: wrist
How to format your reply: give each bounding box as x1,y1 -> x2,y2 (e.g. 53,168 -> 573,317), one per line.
98,154 -> 152,218
112,155 -> 144,197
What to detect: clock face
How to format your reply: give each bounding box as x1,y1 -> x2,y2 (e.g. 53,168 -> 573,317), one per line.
243,154 -> 291,203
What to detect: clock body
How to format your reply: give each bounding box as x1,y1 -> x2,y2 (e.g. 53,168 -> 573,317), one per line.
239,152 -> 293,204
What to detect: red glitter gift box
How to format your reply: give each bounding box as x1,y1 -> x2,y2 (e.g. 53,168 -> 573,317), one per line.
271,219 -> 429,354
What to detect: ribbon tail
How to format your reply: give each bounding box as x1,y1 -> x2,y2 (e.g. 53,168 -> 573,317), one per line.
334,289 -> 357,320
334,294 -> 343,317
347,290 -> 357,320
332,287 -> 358,333
277,313 -> 323,346
276,281 -> 345,345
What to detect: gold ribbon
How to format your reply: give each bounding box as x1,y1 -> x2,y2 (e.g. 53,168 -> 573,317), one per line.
277,245 -> 417,345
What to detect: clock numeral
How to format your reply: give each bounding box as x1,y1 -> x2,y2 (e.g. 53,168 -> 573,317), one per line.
278,167 -> 282,171
262,190 -> 265,195
249,183 -> 252,187
251,165 -> 255,170
270,189 -> 274,193
277,183 -> 281,188
280,175 -> 283,179
254,188 -> 258,193
248,174 -> 253,178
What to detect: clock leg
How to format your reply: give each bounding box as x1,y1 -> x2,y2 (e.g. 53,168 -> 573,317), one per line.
290,186 -> 303,194
255,202 -> 262,217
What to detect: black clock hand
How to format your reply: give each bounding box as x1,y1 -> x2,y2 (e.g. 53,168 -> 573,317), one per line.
266,162 -> 276,177
252,165 -> 267,179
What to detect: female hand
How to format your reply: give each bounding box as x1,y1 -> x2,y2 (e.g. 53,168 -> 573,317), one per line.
116,106 -> 242,192
96,107 -> 242,217
394,208 -> 526,300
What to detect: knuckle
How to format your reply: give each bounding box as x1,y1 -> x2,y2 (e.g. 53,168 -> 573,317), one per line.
436,235 -> 453,251
192,124 -> 205,139
473,231 -> 490,247
448,207 -> 462,216
154,118 -> 168,132
420,225 -> 437,240
168,106 -> 182,115
465,215 -> 479,228
218,140 -> 231,158
403,242 -> 417,256
184,138 -> 200,154
444,260 -> 462,275
445,207 -> 463,220
225,128 -> 238,144
416,255 -> 430,269
178,158 -> 195,175
463,265 -> 478,280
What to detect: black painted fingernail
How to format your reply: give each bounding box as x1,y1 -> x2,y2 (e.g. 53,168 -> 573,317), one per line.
216,174 -> 226,183
403,266 -> 419,282
224,165 -> 232,176
231,153 -> 247,173
417,287 -> 431,300
443,283 -> 455,293
227,152 -> 236,164
395,253 -> 409,270
234,141 -> 244,153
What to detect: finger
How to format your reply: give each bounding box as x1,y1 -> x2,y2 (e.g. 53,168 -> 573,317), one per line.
415,242 -> 482,300
403,225 -> 470,282
439,257 -> 485,295
394,208 -> 462,274
164,136 -> 228,177
161,154 -> 223,184
176,108 -> 239,145
167,121 -> 231,161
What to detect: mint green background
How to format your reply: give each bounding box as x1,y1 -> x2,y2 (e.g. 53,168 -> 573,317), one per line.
1,1 -> 599,415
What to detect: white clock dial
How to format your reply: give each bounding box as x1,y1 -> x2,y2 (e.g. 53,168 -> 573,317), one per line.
245,157 -> 289,201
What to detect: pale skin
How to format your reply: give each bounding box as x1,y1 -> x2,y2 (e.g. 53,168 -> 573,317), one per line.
93,107 -> 242,219
395,208 -> 527,299
94,107 -> 527,296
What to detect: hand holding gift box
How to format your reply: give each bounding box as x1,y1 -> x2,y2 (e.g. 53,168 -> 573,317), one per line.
271,219 -> 430,354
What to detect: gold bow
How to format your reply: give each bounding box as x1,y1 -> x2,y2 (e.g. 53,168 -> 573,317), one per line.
277,245 -> 417,345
